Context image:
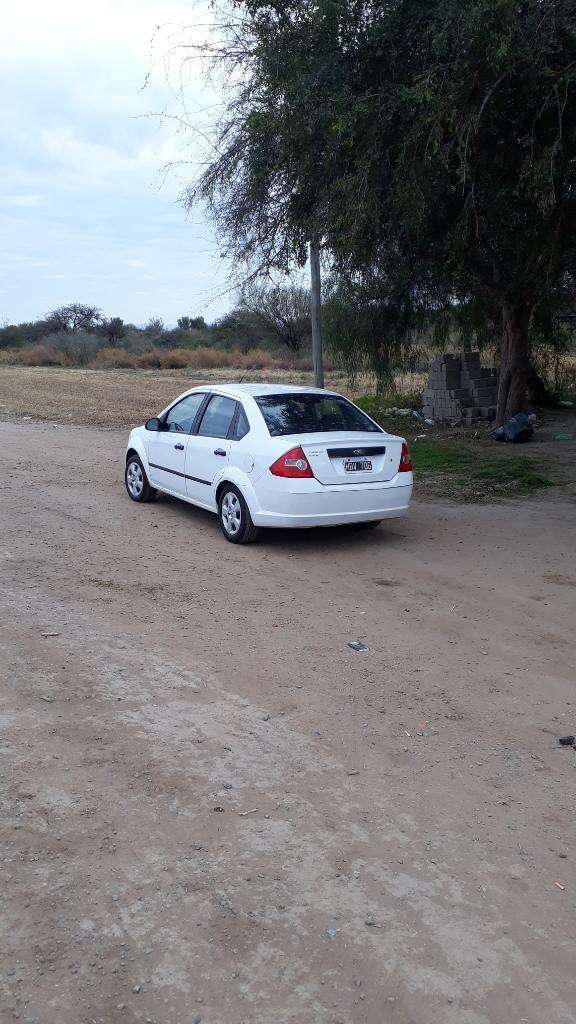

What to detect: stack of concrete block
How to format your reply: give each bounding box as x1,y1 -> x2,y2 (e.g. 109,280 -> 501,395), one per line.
423,352 -> 498,424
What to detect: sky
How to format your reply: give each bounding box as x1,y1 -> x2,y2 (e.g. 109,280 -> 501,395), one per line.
0,0 -> 234,326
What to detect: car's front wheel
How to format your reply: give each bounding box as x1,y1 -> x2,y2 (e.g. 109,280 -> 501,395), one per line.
218,485 -> 259,544
125,455 -> 157,503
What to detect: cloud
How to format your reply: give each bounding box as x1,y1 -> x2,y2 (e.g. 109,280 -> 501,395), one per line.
0,0 -> 230,324
2,194 -> 44,208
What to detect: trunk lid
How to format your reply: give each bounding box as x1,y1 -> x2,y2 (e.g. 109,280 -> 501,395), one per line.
299,431 -> 404,485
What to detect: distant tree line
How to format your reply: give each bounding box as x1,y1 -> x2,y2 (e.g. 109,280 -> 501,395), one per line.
0,289 -> 314,363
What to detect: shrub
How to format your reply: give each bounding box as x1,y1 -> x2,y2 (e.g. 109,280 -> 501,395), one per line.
183,347 -> 236,369
158,348 -> 197,369
18,344 -> 64,367
91,347 -> 138,369
0,348 -> 21,364
0,325 -> 26,350
43,330 -> 104,366
135,349 -> 163,369
236,348 -> 275,369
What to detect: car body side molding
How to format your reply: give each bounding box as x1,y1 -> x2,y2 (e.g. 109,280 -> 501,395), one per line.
148,462 -> 211,486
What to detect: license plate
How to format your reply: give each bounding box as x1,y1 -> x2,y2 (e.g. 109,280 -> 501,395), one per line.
344,459 -> 372,473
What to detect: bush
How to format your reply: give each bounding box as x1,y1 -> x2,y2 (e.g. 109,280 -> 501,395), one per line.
91,347 -> 138,369
18,344 -> 65,367
237,348 -> 271,369
158,348 -> 199,369
0,325 -> 26,350
133,347 -> 236,369
43,330 -> 105,366
182,347 -> 236,369
135,350 -> 162,369
0,339 -> 338,376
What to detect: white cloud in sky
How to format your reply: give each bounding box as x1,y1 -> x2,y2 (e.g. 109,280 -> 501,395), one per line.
0,0 -> 232,324
3,194 -> 44,208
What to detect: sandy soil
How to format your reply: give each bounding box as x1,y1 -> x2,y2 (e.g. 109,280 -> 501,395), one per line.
1,418 -> 575,1024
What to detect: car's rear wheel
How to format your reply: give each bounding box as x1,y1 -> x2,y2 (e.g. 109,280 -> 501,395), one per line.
125,455 -> 157,503
218,485 -> 259,544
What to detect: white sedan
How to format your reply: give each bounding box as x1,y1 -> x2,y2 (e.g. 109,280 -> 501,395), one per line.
124,384 -> 413,543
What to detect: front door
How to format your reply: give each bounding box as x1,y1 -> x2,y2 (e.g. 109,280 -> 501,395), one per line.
185,394 -> 238,503
147,392 -> 207,496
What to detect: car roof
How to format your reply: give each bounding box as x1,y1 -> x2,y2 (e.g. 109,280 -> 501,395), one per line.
199,383 -> 338,399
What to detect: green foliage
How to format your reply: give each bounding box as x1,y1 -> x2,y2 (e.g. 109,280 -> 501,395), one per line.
0,319 -> 56,348
102,317 -> 126,345
238,282 -> 311,353
212,307 -> 270,352
323,274 -> 421,391
355,393 -> 423,417
0,324 -> 27,349
177,315 -> 207,331
144,317 -> 164,337
187,0 -> 576,418
0,299 -> 300,362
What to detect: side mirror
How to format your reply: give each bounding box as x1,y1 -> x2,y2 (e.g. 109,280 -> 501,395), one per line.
145,417 -> 161,431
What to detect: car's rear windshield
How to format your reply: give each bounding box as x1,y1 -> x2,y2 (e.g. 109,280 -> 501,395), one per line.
255,393 -> 382,437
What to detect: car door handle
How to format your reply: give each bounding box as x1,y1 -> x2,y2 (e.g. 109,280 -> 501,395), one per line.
174,443 -> 185,451
214,448 -> 226,456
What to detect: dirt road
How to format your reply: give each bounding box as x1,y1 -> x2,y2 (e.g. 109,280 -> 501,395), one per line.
1,418 -> 575,1024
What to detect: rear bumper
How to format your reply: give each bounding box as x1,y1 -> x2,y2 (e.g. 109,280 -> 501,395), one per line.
249,478 -> 413,529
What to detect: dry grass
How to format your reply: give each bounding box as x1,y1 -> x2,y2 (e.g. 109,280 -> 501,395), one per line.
0,345 -> 329,373
14,344 -> 65,367
0,364 -> 425,429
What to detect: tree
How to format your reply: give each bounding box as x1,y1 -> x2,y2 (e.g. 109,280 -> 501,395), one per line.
46,303 -> 101,333
178,315 -> 207,331
186,0 -> 576,423
323,274 -> 419,393
212,307 -> 268,352
0,324 -> 27,349
102,317 -> 126,344
238,282 -> 311,353
144,317 -> 164,336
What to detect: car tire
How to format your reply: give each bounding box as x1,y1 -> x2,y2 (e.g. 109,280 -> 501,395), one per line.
125,455 -> 157,503
218,485 -> 259,544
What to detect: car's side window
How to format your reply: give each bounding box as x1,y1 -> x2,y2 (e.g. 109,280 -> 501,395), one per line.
164,393 -> 206,433
233,404 -> 250,440
197,395 -> 237,439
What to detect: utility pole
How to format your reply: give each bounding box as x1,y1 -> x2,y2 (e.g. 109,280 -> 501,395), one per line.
309,238 -> 324,388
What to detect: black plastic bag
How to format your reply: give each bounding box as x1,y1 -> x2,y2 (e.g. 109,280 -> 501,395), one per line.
492,412 -> 534,444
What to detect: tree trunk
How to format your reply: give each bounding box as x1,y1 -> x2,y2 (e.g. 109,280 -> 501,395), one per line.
496,304 -> 531,426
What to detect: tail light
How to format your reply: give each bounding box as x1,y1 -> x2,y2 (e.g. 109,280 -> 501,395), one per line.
399,441 -> 413,472
269,446 -> 314,478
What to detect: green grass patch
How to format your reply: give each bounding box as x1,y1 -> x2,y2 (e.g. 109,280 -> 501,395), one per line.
355,391 -> 558,501
411,440 -> 554,501
356,392 -> 422,417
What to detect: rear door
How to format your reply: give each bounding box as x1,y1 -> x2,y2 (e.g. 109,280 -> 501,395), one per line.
185,394 -> 238,503
147,392 -> 207,496
300,433 -> 404,485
